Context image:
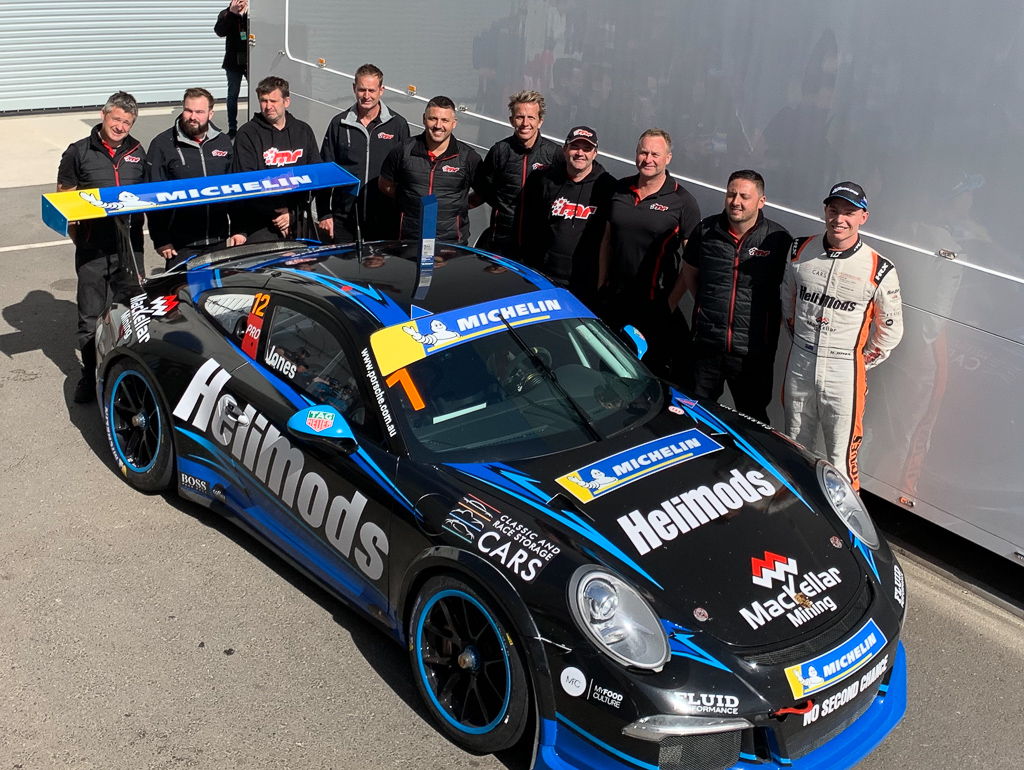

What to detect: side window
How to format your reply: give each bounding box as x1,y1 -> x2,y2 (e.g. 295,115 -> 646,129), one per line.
202,291 -> 261,346
263,304 -> 374,434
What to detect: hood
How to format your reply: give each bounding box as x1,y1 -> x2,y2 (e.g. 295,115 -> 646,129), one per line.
444,402 -> 864,650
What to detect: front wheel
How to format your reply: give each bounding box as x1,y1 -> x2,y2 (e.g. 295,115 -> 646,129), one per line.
408,575 -> 530,754
102,360 -> 174,492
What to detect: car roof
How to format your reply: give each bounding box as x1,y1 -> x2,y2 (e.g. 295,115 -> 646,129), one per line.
243,241 -> 556,329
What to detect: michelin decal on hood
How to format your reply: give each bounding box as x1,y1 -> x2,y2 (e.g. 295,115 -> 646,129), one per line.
556,429 -> 723,504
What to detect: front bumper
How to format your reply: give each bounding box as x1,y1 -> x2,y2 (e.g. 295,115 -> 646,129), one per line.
533,642 -> 907,770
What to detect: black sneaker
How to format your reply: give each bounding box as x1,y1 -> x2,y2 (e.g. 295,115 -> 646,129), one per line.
73,377 -> 96,404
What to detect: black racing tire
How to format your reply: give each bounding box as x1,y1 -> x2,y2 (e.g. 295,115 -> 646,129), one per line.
408,575 -> 530,754
102,360 -> 175,492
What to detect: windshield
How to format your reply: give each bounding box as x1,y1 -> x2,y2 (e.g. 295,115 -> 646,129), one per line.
376,316 -> 662,462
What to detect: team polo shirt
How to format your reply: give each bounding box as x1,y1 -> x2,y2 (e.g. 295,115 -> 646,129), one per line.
607,172 -> 701,298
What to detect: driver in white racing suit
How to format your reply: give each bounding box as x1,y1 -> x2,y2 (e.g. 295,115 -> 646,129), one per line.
782,182 -> 903,489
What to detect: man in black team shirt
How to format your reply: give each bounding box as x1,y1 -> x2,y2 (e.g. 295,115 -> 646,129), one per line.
519,126 -> 615,307
57,91 -> 147,403
667,170 -> 792,423
318,63 -> 410,243
379,95 -> 481,245
598,128 -> 700,376
228,76 -> 321,244
475,90 -> 560,254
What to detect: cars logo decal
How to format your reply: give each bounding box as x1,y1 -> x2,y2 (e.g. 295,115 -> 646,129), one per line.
556,429 -> 722,503
446,461 -> 661,588
370,288 -> 594,376
442,494 -> 560,583
740,551 -> 842,630
618,469 -> 776,555
784,618 -> 887,699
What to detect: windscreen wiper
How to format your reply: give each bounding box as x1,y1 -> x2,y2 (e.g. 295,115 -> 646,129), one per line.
497,315 -> 602,443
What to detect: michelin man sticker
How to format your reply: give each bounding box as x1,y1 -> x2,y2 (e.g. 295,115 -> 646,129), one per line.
80,190 -> 156,212
402,319 -> 459,346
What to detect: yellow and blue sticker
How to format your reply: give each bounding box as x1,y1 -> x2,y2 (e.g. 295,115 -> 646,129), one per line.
784,618 -> 887,699
555,429 -> 723,503
370,288 -> 593,376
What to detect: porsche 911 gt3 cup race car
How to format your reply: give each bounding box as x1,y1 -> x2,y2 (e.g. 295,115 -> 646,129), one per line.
42,168 -> 906,770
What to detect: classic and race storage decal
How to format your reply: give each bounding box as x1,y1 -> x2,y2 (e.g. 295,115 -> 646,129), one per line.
442,493 -> 560,583
617,468 -> 776,555
369,288 -> 593,376
556,429 -> 722,503
784,618 -> 887,699
740,551 -> 843,630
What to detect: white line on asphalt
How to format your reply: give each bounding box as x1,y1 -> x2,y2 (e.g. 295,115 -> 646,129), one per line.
0,238 -> 71,252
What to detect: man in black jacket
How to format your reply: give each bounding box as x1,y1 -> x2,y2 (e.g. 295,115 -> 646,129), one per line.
228,76 -> 321,244
519,126 -> 615,307
318,63 -> 410,243
146,87 -> 234,261
214,0 -> 248,138
667,169 -> 792,424
379,95 -> 481,245
475,90 -> 560,254
57,91 -> 147,403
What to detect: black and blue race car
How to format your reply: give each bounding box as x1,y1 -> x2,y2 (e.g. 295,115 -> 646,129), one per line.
47,169 -> 907,770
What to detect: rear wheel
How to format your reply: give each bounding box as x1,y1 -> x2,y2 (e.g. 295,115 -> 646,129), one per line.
102,360 -> 174,492
408,575 -> 530,753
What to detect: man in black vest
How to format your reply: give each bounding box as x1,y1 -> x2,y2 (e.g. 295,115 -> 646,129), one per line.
668,169 -> 792,424
57,91 -> 147,403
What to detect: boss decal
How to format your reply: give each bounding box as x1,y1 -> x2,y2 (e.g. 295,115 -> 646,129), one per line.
617,469 -> 775,555
557,429 -> 722,504
173,360 -> 389,581
179,472 -> 209,494
443,494 -> 559,583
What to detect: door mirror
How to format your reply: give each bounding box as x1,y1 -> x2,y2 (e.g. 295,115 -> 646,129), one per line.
288,405 -> 359,453
621,324 -> 648,360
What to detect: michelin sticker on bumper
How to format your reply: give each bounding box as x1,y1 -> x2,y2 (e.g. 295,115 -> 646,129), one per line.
556,429 -> 722,503
785,618 -> 887,699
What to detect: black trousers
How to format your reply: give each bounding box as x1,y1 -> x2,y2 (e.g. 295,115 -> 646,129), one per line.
687,346 -> 777,425
75,247 -> 140,379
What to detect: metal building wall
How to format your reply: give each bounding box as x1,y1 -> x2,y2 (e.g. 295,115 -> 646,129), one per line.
0,0 -> 232,112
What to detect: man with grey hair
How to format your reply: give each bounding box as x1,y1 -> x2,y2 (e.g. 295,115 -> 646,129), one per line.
57,91 -> 147,403
474,89 -> 560,254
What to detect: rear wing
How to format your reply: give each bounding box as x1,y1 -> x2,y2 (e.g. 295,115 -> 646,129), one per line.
40,163 -> 360,237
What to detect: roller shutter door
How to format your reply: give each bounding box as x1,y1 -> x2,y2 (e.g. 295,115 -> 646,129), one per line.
1,0 -> 233,112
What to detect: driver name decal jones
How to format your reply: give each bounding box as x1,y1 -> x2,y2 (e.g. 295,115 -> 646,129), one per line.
173,360 -> 388,580
617,469 -> 776,555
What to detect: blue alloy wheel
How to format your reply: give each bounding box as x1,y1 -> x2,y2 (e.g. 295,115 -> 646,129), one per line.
409,576 -> 530,753
103,360 -> 174,492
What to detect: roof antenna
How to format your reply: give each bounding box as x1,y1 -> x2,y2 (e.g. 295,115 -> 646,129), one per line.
414,194 -> 438,301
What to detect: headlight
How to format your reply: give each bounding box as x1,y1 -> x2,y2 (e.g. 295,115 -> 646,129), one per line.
817,461 -> 879,549
568,567 -> 669,670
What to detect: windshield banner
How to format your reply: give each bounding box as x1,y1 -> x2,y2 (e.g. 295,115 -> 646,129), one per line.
370,288 -> 594,376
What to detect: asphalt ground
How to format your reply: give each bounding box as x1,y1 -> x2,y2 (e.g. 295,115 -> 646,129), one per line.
1,109 -> 1022,769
